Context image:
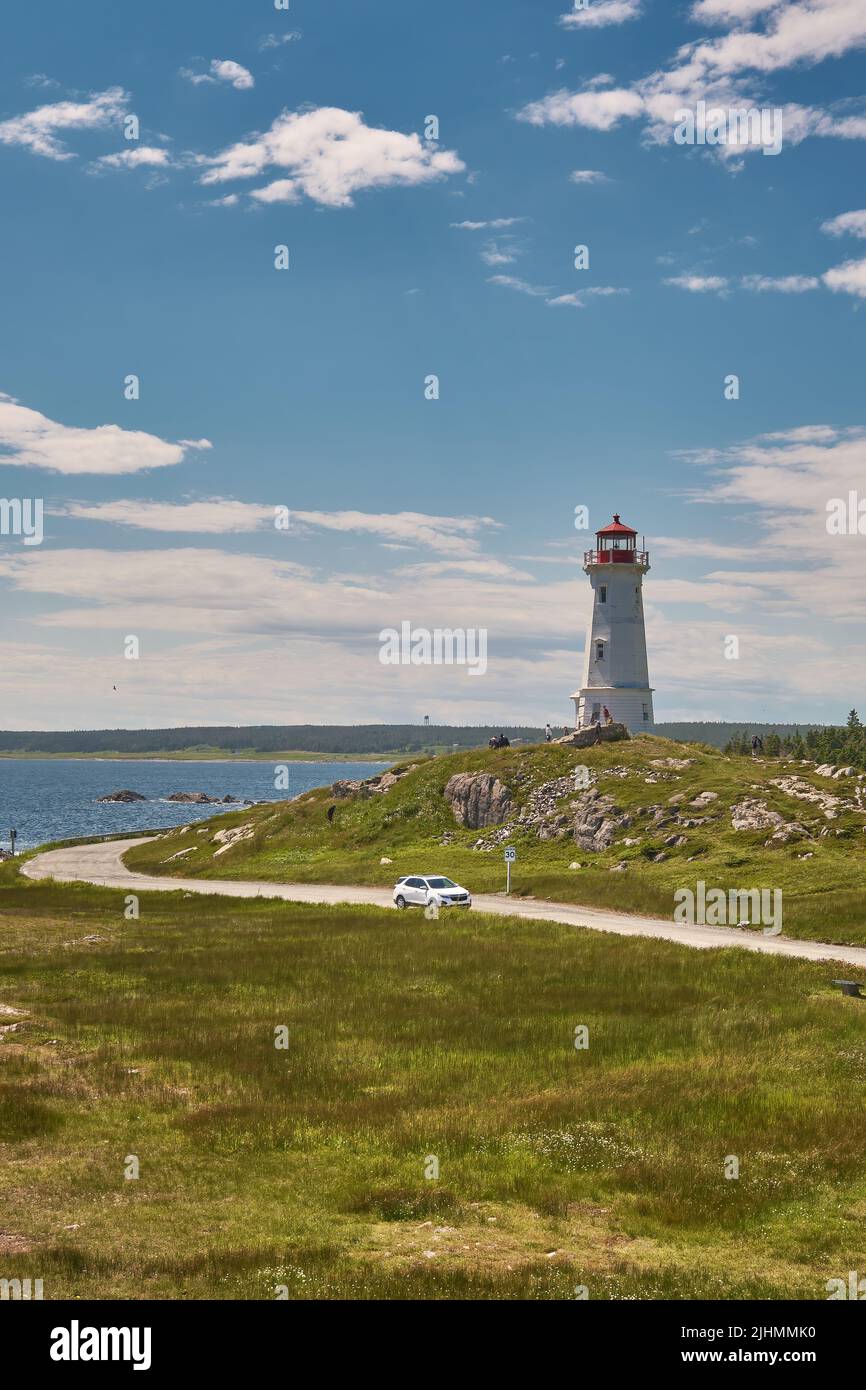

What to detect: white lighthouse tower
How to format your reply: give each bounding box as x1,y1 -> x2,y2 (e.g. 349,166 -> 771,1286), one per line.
571,514 -> 654,733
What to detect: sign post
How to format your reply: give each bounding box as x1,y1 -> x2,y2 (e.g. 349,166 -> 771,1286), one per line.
504,845 -> 516,893
9,828 -> 17,857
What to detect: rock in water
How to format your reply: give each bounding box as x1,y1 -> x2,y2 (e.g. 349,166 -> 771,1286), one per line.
97,789 -> 147,803
166,792 -> 221,804
443,772 -> 514,829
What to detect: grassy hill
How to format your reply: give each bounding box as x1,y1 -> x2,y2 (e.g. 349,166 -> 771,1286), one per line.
2,866 -> 866,1299
124,734 -> 866,948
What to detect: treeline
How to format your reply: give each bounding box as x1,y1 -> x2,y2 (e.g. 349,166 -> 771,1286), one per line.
0,720 -> 850,757
0,724 -> 546,756
724,711 -> 866,768
654,721 -> 829,750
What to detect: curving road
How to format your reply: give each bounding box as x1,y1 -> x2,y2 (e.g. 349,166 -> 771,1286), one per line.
20,837 -> 866,970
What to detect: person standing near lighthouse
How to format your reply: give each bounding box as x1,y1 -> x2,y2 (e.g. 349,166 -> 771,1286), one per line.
571,514 -> 655,733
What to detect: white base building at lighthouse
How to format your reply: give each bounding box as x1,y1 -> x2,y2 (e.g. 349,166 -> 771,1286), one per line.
571,514 -> 654,733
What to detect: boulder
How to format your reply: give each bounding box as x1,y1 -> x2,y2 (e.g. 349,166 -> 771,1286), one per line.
211,822 -> 256,856
554,722 -> 630,748
573,789 -> 621,851
731,799 -> 787,832
97,789 -> 146,803
331,779 -> 367,798
166,792 -> 222,804
443,772 -> 514,829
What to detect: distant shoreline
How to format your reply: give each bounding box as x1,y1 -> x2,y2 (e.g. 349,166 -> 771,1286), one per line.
0,751 -> 395,764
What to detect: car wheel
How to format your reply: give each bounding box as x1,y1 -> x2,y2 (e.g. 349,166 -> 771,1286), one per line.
395,895 -> 407,909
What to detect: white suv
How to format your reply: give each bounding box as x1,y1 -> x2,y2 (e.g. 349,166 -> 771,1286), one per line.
393,875 -> 472,909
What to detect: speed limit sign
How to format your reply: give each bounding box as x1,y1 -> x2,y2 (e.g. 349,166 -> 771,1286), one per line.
504,845 -> 516,893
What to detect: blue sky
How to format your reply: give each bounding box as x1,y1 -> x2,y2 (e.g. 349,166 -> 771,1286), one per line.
0,0 -> 865,729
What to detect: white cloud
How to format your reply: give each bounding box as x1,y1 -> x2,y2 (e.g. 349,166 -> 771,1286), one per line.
821,208 -> 866,238
548,287 -> 629,308
740,273 -> 820,291
259,32 -> 302,50
691,0 -> 796,24
488,274 -> 551,298
198,106 -> 465,208
211,59 -> 255,90
560,0 -> 642,28
520,1 -> 866,158
480,240 -> 518,266
181,59 -> 255,90
653,535 -> 756,559
393,558 -> 532,581
60,501 -> 500,554
822,255 -> 866,298
450,217 -> 524,229
291,509 -> 499,556
547,293 -> 585,309
0,395 -> 211,475
680,0 -> 866,79
0,86 -> 128,160
61,499 -> 273,533
93,146 -> 174,171
568,169 -> 610,183
518,87 -> 645,130
665,274 -> 729,291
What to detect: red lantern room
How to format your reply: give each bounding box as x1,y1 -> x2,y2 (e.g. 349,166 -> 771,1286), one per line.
584,514 -> 648,568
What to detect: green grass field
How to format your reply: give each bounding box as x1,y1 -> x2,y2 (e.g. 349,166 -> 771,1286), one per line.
125,735 -> 866,948
2,863 -> 866,1300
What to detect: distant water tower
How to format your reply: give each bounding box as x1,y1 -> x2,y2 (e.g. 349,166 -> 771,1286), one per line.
424,714 -> 430,726
571,514 -> 654,732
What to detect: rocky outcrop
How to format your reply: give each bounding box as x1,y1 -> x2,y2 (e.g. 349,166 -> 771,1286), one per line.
97,789 -> 146,803
554,722 -> 630,748
163,847 -> 195,862
211,822 -> 256,856
331,764 -> 418,800
444,772 -> 514,829
331,779 -> 368,799
731,798 -> 808,843
769,776 -> 846,821
573,789 -> 625,851
166,792 -> 222,804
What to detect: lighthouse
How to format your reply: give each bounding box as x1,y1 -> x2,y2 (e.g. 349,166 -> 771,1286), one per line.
571,514 -> 654,732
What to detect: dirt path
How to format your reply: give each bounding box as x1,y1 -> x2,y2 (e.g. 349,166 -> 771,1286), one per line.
21,837 -> 866,969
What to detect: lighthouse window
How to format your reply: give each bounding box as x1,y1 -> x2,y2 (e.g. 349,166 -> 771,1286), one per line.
642,703 -> 649,722
599,585 -> 607,603
596,640 -> 604,661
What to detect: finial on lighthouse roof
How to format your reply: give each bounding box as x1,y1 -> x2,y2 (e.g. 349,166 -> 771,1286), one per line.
613,513 -> 620,523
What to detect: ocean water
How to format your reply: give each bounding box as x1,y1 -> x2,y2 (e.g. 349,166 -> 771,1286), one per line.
0,759 -> 391,852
